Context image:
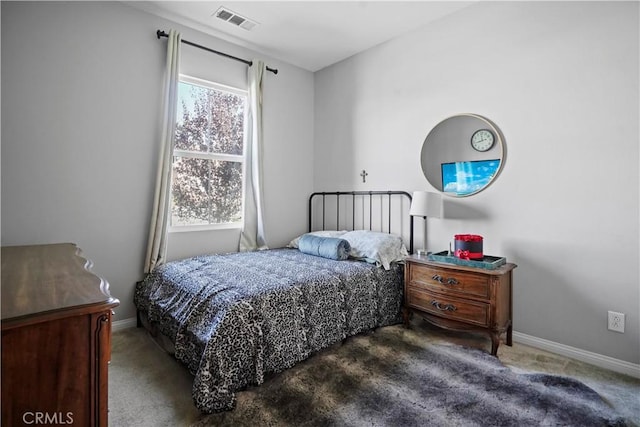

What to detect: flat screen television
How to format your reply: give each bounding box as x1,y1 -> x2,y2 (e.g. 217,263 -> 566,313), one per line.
441,159 -> 501,196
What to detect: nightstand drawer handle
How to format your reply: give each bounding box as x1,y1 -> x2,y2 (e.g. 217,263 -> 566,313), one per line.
430,300 -> 457,312
431,274 -> 459,286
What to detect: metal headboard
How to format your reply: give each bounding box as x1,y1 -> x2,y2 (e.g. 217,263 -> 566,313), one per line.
308,191 -> 414,254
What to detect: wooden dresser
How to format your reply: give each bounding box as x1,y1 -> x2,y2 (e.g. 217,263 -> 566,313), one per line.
403,255 -> 516,356
1,243 -> 119,426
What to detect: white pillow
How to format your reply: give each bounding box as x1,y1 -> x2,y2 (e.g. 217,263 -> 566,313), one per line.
287,230 -> 347,249
341,230 -> 408,270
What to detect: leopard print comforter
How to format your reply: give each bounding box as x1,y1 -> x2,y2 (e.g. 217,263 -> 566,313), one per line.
134,248 -> 403,413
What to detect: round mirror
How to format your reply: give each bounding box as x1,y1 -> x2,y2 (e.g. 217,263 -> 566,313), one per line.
421,114 -> 505,197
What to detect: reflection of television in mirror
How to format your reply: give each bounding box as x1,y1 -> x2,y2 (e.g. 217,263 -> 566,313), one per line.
441,159 -> 500,196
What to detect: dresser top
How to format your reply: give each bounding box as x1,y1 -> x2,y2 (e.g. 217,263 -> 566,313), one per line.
1,243 -> 119,325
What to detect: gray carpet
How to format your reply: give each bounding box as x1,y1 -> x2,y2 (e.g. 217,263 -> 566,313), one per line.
110,324 -> 634,426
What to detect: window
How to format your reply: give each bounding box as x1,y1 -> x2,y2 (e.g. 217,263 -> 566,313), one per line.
170,75 -> 247,230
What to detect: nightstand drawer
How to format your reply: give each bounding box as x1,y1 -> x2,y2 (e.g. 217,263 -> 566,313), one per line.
407,288 -> 489,327
408,264 -> 489,299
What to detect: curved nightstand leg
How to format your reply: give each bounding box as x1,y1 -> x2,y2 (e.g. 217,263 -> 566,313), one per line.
490,332 -> 501,356
507,323 -> 513,347
402,307 -> 412,327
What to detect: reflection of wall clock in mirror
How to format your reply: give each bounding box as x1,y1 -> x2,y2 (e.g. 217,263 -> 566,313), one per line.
470,129 -> 495,152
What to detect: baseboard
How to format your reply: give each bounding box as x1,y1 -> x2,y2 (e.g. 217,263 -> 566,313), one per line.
513,331 -> 640,379
112,317 -> 138,332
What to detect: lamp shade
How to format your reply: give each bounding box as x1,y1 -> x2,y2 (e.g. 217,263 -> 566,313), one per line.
409,191 -> 443,218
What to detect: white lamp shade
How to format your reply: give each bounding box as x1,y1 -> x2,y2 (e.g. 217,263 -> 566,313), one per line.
409,191 -> 443,218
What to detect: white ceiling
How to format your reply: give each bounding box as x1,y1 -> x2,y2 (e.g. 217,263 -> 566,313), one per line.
127,1 -> 474,72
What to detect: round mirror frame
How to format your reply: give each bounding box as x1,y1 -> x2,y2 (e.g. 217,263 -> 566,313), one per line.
420,113 -> 505,197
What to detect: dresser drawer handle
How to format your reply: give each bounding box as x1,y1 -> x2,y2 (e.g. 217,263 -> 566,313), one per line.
431,274 -> 459,286
430,300 -> 457,312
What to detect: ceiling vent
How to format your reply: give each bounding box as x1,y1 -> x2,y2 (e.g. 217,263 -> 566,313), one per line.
214,7 -> 258,31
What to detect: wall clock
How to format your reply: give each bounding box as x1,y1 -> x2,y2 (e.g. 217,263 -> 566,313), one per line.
470,129 -> 495,152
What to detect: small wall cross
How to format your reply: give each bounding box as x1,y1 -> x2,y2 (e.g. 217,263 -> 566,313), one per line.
360,169 -> 368,183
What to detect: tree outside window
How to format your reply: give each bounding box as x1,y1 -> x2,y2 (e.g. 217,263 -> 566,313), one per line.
171,76 -> 246,229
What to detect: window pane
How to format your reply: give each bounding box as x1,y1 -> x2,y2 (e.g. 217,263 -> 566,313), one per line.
171,157 -> 243,226
175,81 -> 245,155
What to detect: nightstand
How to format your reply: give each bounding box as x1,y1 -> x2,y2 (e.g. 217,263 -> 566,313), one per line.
403,255 -> 517,356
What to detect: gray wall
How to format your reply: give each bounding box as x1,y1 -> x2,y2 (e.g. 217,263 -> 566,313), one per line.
314,1 -> 639,364
1,1 -> 315,321
2,1 -> 638,366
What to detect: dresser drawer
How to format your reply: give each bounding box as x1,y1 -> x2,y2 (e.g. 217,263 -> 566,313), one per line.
408,263 -> 489,299
407,288 -> 489,327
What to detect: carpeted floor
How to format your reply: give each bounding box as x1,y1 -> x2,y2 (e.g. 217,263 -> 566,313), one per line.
109,320 -> 639,426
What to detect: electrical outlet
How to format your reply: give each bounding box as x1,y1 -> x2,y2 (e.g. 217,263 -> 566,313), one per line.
607,311 -> 625,333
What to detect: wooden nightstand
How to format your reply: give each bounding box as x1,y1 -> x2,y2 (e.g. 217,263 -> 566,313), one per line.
403,255 -> 517,356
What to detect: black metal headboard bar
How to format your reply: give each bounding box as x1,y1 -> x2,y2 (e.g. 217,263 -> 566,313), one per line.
308,191 -> 414,254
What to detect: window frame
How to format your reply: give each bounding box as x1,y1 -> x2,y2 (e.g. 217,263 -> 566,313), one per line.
169,74 -> 248,233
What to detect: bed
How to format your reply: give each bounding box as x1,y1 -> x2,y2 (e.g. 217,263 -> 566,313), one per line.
134,191 -> 414,413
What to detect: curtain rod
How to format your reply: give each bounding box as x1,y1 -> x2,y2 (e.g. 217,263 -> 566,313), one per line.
156,30 -> 278,75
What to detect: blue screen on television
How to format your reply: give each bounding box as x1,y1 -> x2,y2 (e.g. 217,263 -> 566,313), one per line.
441,159 -> 500,196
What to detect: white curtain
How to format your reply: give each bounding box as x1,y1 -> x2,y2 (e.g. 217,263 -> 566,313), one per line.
239,60 -> 268,251
144,30 -> 181,274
